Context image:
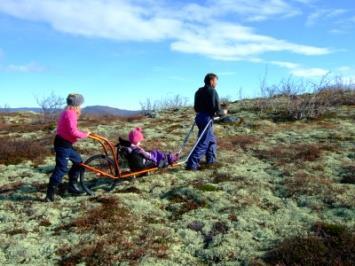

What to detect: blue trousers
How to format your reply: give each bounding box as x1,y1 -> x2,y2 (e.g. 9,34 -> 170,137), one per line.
186,113 -> 217,169
49,146 -> 83,185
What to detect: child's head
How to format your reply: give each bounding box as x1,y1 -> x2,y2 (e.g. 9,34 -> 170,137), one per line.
128,127 -> 144,145
66,93 -> 84,115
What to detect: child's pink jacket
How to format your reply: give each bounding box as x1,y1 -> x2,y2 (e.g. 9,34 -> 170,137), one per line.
56,109 -> 88,143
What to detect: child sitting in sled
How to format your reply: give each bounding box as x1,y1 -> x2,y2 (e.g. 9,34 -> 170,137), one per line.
118,127 -> 179,171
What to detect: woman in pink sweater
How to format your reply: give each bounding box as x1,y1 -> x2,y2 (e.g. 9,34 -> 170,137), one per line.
45,93 -> 90,202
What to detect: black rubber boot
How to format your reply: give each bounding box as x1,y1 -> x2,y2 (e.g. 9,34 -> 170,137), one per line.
67,177 -> 83,195
45,182 -> 58,202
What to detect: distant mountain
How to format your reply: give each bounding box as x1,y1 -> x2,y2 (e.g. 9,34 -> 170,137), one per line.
0,107 -> 42,113
0,106 -> 142,117
82,106 -> 142,117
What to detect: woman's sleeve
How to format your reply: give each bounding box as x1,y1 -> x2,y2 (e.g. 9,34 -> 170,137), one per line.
67,111 -> 88,139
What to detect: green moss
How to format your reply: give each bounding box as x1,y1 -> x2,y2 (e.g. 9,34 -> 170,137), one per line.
195,183 -> 220,192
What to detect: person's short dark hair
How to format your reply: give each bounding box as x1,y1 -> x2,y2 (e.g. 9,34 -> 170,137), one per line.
204,73 -> 218,85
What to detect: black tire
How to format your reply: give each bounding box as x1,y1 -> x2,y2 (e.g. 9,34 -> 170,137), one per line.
80,154 -> 118,196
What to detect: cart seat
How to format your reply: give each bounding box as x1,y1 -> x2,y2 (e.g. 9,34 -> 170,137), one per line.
116,137 -> 155,171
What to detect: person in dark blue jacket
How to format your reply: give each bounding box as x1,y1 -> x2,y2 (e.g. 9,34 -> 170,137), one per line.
186,73 -> 221,170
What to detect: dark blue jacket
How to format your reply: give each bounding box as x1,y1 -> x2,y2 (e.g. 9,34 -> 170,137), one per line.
194,85 -> 221,117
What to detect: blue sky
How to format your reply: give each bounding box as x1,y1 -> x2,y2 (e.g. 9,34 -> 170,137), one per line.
0,0 -> 354,110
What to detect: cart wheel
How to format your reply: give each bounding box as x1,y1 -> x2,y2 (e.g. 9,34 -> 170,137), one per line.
80,154 -> 117,196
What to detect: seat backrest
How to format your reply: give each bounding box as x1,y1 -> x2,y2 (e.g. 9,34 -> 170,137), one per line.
116,138 -> 147,171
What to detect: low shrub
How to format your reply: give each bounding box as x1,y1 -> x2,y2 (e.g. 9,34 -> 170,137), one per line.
263,222 -> 355,265
80,114 -> 145,127
6,228 -> 28,236
219,135 -> 258,151
253,76 -> 355,121
253,143 -> 323,165
2,123 -> 56,133
0,181 -> 23,194
0,138 -> 51,165
162,187 -> 206,220
212,171 -> 235,183
58,196 -> 171,265
140,94 -> 189,112
339,165 -> 355,184
283,170 -> 333,197
0,113 -> 55,134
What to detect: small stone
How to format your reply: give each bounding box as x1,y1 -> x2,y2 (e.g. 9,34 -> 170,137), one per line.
187,220 -> 205,232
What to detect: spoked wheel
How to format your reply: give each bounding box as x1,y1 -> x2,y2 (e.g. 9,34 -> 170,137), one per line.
80,154 -> 118,196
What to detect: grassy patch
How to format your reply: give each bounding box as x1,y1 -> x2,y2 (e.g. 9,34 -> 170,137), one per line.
191,180 -> 221,192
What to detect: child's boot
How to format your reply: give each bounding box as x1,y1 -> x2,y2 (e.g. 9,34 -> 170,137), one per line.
168,153 -> 180,165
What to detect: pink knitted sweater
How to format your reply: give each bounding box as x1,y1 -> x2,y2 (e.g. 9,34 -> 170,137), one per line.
56,109 -> 88,143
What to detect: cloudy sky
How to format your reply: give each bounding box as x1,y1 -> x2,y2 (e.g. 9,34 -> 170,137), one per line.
0,0 -> 354,109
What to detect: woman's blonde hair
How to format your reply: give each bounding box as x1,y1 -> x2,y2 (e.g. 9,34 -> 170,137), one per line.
66,105 -> 81,116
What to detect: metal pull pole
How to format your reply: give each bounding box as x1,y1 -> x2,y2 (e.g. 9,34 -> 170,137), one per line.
177,121 -> 196,155
183,119 -> 213,163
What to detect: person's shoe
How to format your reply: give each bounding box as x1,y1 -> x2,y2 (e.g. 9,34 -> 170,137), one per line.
67,178 -> 83,195
168,153 -> 180,165
45,183 -> 58,202
185,165 -> 199,171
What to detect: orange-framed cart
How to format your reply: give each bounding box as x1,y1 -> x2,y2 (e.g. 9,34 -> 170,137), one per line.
79,133 -> 184,195
79,119 -> 213,195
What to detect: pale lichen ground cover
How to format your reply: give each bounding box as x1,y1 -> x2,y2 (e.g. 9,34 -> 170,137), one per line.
0,103 -> 354,265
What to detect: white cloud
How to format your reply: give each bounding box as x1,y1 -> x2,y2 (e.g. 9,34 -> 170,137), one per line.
273,64 -> 355,80
1,62 -> 46,73
0,0 -> 331,61
171,22 -> 330,60
306,8 -> 355,34
306,9 -> 347,26
291,68 -> 328,78
0,0 -> 181,41
175,0 -> 302,23
271,61 -> 300,69
271,60 -> 328,77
